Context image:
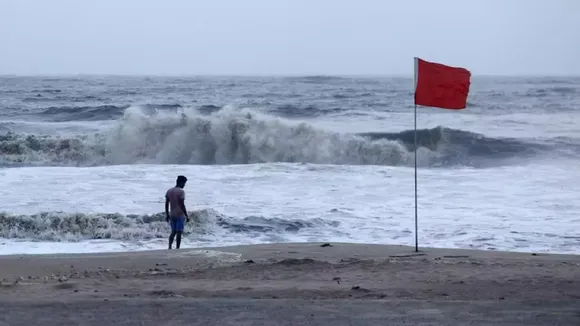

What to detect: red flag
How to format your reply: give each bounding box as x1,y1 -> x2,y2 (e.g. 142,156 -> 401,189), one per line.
414,57 -> 471,110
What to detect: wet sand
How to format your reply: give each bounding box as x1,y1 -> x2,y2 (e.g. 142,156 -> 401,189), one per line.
1,242 -> 579,325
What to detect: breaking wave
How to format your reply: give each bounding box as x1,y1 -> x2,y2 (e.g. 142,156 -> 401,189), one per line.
0,106 -> 556,168
0,209 -> 338,242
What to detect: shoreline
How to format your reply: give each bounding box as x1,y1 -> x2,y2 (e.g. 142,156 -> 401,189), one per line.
1,242 -> 579,325
1,242 -> 579,293
2,240 -> 579,258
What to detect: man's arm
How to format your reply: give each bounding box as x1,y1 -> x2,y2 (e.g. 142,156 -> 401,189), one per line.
165,195 -> 170,222
179,191 -> 189,222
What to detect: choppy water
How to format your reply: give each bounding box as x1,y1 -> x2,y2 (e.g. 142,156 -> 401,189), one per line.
0,75 -> 579,255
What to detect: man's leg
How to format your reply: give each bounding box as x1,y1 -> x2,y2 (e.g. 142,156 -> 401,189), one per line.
168,219 -> 177,249
168,231 -> 176,249
175,217 -> 185,249
176,232 -> 182,249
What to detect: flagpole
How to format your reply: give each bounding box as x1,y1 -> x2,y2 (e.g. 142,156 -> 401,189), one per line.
412,57 -> 471,253
414,103 -> 418,252
413,57 -> 419,252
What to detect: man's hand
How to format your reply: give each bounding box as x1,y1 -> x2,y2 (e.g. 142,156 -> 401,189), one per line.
165,197 -> 170,222
186,216 -> 190,223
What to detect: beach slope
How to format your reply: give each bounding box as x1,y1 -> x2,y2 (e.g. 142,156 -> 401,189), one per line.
0,242 -> 579,325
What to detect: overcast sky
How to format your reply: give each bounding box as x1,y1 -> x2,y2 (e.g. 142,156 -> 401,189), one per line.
1,0 -> 578,76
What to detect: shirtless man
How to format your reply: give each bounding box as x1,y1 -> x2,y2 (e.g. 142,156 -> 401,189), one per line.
165,175 -> 189,249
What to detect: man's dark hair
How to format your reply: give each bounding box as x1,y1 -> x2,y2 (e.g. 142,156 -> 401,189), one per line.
176,175 -> 187,184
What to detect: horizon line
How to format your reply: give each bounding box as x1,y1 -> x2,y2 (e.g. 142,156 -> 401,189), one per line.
1,73 -> 579,78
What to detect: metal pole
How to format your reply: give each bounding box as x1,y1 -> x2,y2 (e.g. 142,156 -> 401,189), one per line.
414,103 -> 418,252
413,57 -> 419,253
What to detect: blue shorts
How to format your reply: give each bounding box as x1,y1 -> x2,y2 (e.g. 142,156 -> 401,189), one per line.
169,217 -> 185,232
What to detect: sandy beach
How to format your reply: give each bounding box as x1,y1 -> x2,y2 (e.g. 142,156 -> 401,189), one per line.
0,242 -> 579,325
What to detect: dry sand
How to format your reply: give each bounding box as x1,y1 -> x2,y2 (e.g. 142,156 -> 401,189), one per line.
0,242 -> 579,325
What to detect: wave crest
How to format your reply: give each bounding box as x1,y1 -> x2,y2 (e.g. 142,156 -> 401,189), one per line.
0,106 -> 551,167
0,209 -> 334,242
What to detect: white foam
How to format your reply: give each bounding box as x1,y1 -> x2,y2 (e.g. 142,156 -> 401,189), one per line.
1,161 -> 579,255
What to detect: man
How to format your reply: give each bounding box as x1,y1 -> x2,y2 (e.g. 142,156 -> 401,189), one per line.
165,175 -> 189,249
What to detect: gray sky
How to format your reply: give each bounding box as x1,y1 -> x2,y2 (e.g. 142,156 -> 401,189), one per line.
1,0 -> 578,76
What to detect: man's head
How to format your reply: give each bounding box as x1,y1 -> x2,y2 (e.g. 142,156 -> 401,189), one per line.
176,175 -> 187,188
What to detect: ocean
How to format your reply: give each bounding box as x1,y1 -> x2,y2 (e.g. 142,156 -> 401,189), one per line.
0,75 -> 579,255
